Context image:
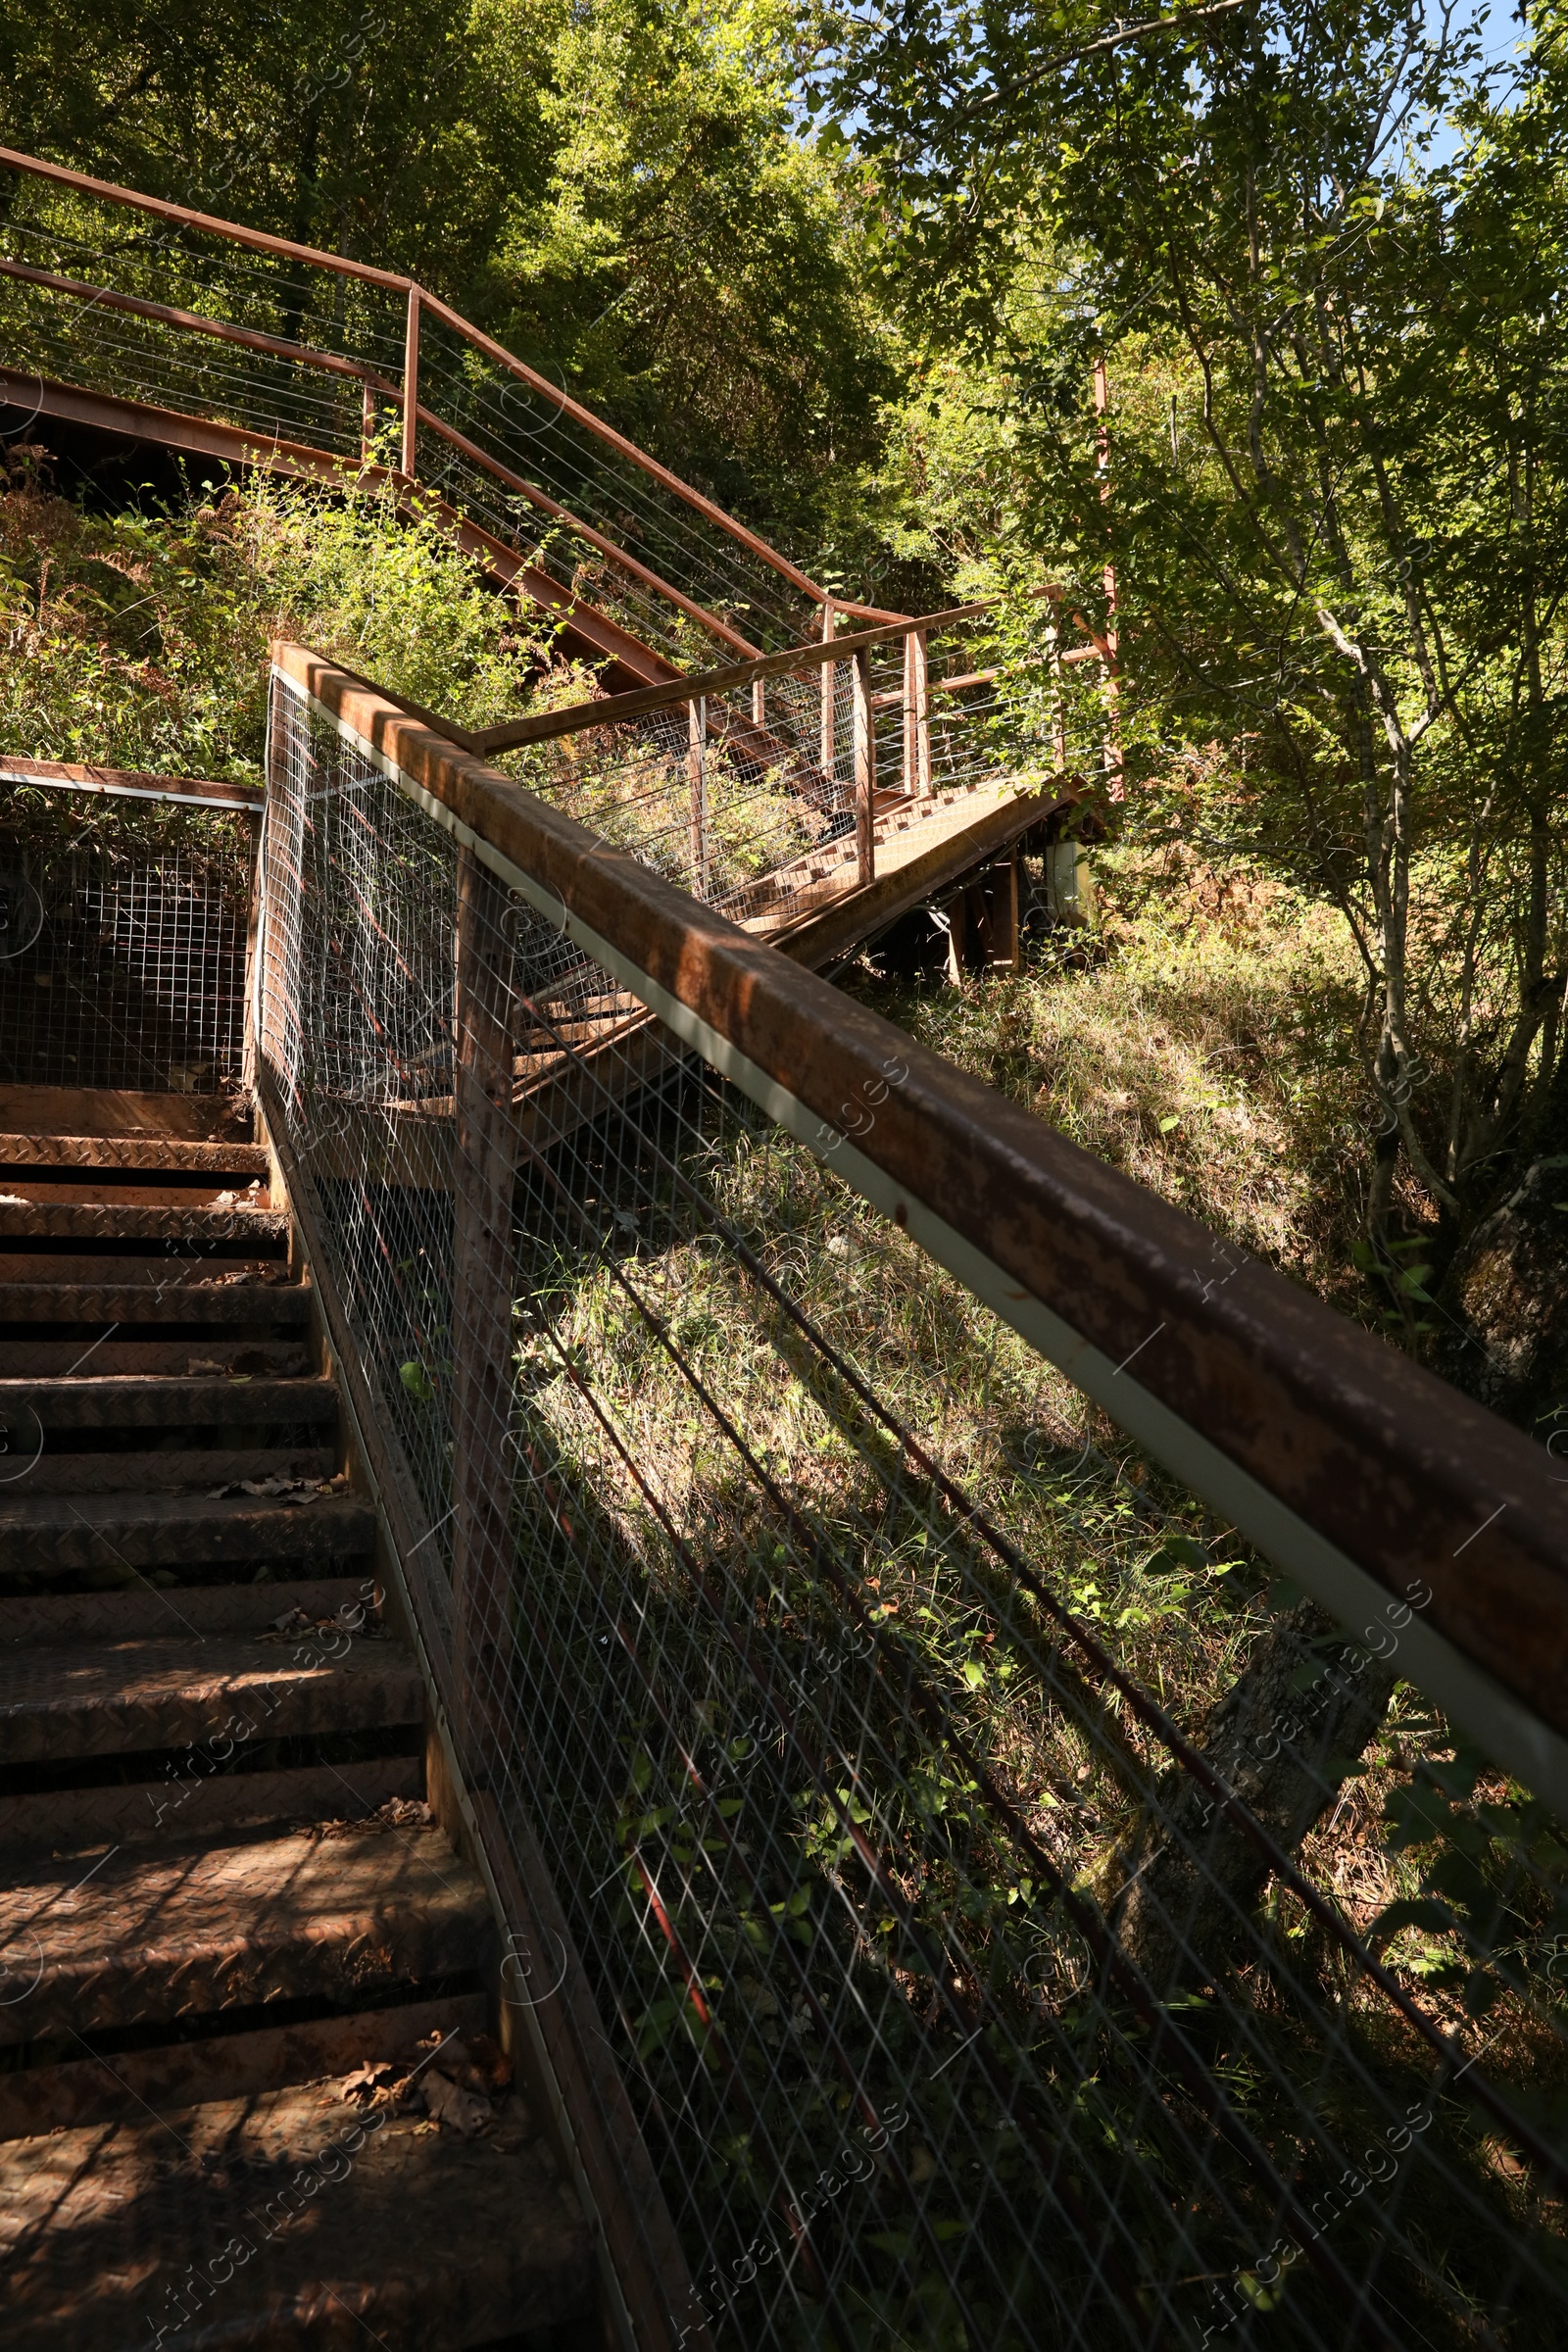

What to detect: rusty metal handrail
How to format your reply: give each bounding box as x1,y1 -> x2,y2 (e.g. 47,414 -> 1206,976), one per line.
466,602 -> 997,755
0,754 -> 263,812
0,143 -> 833,612
272,638 -> 1568,1812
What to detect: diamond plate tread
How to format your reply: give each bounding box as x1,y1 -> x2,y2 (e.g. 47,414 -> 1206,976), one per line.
11,1445 -> 335,1498
0,1202 -> 288,1242
0,1989 -> 486,2140
0,1373 -> 339,1431
0,1280 -> 312,1326
0,1491 -> 370,1573
0,1822 -> 489,2043
0,1253 -> 284,1283
0,1572 -> 370,1647
0,2074 -> 593,2350
0,1339 -> 310,1376
0,1180 -> 275,1210
0,1630 -> 422,1762
0,1134 -> 270,1175
0,1753 -> 423,1860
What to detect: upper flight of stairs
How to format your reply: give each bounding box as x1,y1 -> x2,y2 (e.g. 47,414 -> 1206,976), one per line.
0,1098 -> 594,2350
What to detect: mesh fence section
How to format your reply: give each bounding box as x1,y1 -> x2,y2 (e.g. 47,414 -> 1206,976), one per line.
0,793 -> 255,1097
261,676 -> 1568,2352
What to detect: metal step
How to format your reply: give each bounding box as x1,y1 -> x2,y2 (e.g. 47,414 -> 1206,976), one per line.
0,1819 -> 489,2044
0,1338 -> 310,1377
0,2073 -> 593,2350
0,1753 -> 422,1860
0,1573 -> 375,1646
0,1134 -> 270,1176
0,1250 -> 287,1283
0,1372 -> 339,1432
0,1181 -> 273,1214
0,1629 -> 422,1763
7,1445 -> 334,1497
0,1279 -> 312,1328
0,1987 -> 485,2139
0,1201 -> 288,1244
0,1490 -> 371,1577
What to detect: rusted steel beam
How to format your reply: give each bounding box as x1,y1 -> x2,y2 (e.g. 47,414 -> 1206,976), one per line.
274,640 -> 1568,1803
0,368 -> 677,690
401,288 -> 420,480
852,643 -> 875,886
0,753 -> 263,811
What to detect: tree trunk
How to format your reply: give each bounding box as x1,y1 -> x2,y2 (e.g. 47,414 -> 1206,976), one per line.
1114,1602 -> 1396,1995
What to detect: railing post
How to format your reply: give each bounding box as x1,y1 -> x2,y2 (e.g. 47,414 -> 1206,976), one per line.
819,600 -> 836,788
852,643 -> 875,888
688,695 -> 709,898
451,845 -> 516,1782
752,676 -> 765,729
360,378 -> 375,468
401,287 -> 420,480
1044,591 -> 1067,774
911,627 -> 931,806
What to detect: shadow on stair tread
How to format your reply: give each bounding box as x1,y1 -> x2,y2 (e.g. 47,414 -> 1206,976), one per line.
0,1114 -> 598,2348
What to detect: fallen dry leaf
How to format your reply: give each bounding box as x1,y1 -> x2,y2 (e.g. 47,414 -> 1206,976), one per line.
421,2068 -> 492,2137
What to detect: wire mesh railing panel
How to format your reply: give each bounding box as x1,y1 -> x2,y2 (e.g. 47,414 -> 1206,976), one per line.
496,613 -> 1065,946
0,794 -> 255,1097
263,674 -> 1568,2352
0,161 -> 826,665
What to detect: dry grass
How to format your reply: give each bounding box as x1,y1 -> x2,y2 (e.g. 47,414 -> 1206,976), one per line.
859,842 -> 1376,1305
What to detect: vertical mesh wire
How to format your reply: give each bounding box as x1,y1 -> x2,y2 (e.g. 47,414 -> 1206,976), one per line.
260,675 -> 1568,2352
0,801 -> 254,1097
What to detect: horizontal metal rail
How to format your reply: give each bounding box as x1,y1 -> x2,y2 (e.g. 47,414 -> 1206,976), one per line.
0,755 -> 263,811
467,603 -> 996,755
0,142 -> 832,610
0,256 -> 759,659
273,639 -> 1568,1813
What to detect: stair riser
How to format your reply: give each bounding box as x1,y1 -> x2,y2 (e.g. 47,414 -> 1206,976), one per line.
10,1447 -> 335,1497
0,1755 -> 423,1860
0,1661 -> 422,1764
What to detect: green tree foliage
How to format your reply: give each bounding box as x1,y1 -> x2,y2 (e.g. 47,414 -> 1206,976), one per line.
825,0 -> 1568,1278
0,0 -> 887,534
